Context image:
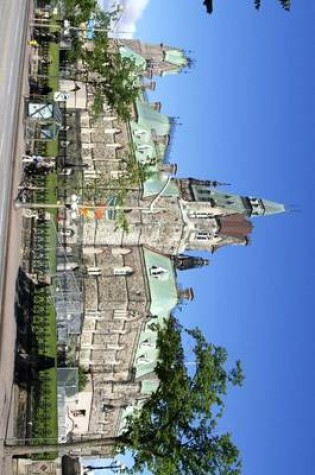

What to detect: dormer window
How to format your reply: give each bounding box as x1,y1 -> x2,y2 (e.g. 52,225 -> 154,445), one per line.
196,232 -> 211,241
137,144 -> 151,152
150,266 -> 169,280
137,355 -> 151,364
134,129 -> 148,138
140,339 -> 154,349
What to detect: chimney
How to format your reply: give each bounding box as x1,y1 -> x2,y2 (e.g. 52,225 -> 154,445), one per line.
143,81 -> 156,91
151,102 -> 161,112
161,163 -> 177,176
178,287 -> 194,301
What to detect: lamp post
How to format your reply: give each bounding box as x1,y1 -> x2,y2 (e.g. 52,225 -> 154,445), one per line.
14,200 -> 165,213
83,460 -> 127,473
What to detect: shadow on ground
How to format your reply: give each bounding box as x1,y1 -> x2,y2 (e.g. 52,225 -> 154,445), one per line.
14,268 -> 54,388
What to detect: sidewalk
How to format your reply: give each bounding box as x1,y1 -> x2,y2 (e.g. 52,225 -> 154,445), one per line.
0,2 -> 33,474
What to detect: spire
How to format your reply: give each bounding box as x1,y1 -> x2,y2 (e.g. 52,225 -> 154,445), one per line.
247,196 -> 286,217
260,199 -> 286,216
187,178 -> 228,187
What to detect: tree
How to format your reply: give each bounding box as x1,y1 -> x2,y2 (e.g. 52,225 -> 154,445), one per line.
78,366 -> 88,392
203,0 -> 213,14
63,0 -> 98,23
61,3 -> 141,119
123,318 -> 244,474
86,51 -> 142,120
67,34 -> 141,120
6,317 -> 244,475
254,0 -> 290,10
203,0 -> 290,14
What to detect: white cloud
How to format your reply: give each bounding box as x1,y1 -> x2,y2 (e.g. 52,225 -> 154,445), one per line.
100,0 -> 151,37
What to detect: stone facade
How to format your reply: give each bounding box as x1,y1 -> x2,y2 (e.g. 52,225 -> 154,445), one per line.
56,39 -> 285,451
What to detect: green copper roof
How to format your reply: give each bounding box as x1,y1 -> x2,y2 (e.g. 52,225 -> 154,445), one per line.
133,248 -> 179,386
134,329 -> 160,379
119,45 -> 147,70
211,190 -> 286,216
135,101 -> 171,136
119,400 -> 145,434
131,101 -> 171,165
143,173 -> 179,198
261,199 -> 286,216
210,190 -> 248,214
135,351 -> 159,379
161,68 -> 181,76
141,379 -> 160,395
130,120 -> 159,164
144,248 -> 178,318
164,49 -> 187,67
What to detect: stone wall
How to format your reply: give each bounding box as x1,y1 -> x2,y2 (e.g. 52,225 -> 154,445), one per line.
79,246 -> 151,437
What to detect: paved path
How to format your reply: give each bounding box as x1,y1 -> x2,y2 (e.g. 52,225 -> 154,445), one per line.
0,0 -> 31,473
0,0 -> 28,298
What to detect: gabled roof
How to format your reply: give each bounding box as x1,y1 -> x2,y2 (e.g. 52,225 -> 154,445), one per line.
143,248 -> 178,319
119,45 -> 147,70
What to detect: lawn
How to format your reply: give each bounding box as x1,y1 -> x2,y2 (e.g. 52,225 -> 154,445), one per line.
31,287 -> 58,459
30,163 -> 58,457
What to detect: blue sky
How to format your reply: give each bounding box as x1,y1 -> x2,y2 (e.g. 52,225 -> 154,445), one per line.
92,1 -> 315,474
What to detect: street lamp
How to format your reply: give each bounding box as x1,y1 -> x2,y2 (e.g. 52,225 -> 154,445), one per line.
83,460 -> 127,473
14,194 -> 166,214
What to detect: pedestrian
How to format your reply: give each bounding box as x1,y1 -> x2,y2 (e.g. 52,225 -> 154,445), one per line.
28,39 -> 39,47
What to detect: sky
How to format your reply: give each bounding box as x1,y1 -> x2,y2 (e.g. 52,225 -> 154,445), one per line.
92,1 -> 315,474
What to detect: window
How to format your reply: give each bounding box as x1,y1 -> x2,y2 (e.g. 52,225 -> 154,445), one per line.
196,232 -> 211,241
114,266 -> 133,276
71,409 -> 86,417
137,144 -> 151,152
141,339 -> 154,349
134,129 -> 147,138
150,266 -> 169,280
138,355 -> 151,364
189,212 -> 211,219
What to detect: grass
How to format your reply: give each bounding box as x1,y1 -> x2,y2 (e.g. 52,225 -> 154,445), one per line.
46,39 -> 60,156
30,139 -> 59,458
27,17 -> 62,459
46,139 -> 58,157
47,42 -> 59,92
31,288 -> 58,459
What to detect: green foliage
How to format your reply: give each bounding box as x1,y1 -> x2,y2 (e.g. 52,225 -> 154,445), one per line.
115,210 -> 129,233
61,2 -> 141,119
84,53 -> 142,121
91,146 -> 151,231
78,366 -> 88,391
118,317 -> 244,474
91,89 -> 104,118
9,320 -> 244,470
67,35 -> 84,64
63,0 -> 98,23
31,289 -> 58,457
254,0 -> 290,10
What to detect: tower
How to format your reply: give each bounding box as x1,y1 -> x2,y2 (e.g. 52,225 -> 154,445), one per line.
119,40 -> 189,77
83,175 -> 285,256
176,177 -> 286,253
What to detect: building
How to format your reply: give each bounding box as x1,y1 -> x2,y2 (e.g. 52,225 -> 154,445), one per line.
51,38 -> 285,449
